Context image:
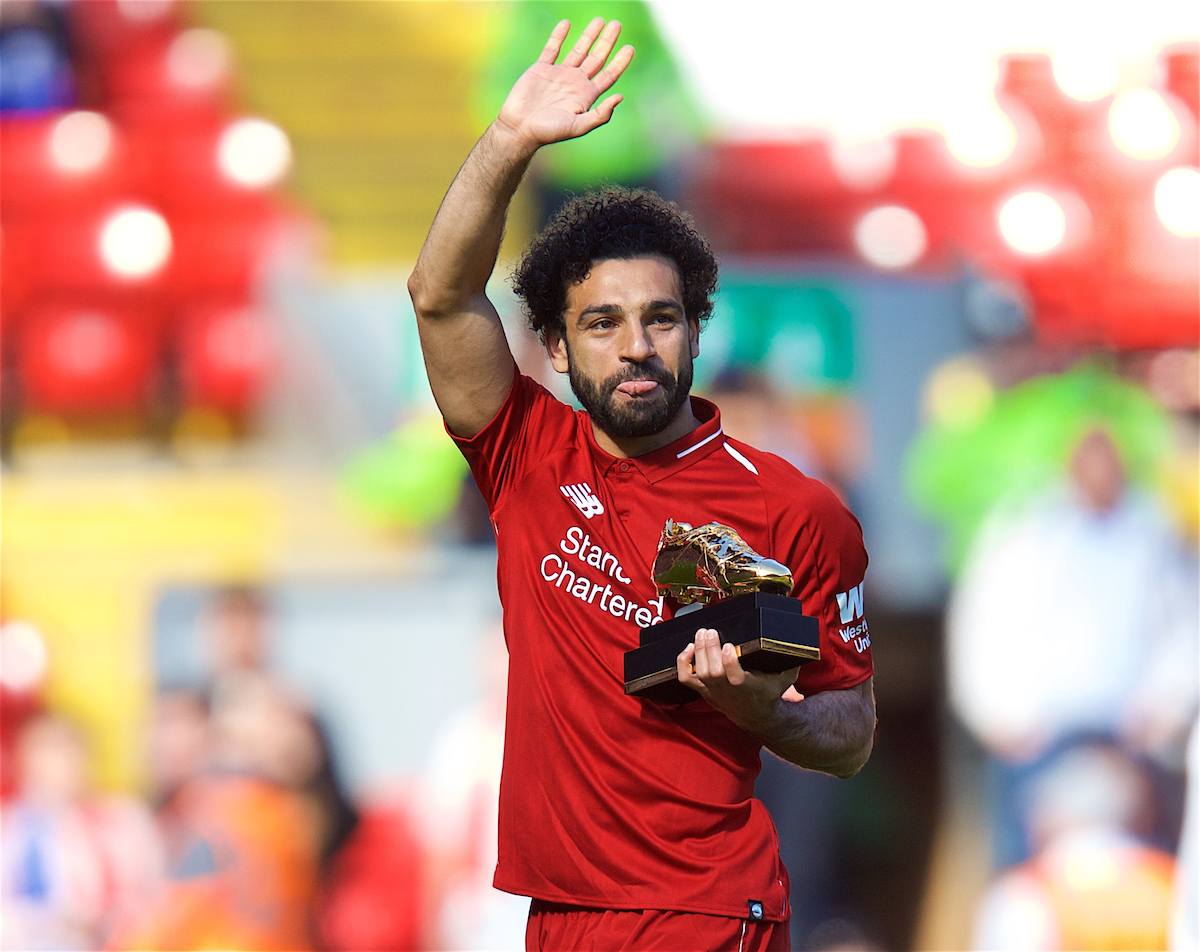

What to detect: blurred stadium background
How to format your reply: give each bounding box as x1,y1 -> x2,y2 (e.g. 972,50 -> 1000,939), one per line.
0,1 -> 1196,950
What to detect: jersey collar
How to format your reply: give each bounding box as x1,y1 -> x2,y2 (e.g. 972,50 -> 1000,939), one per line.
586,396 -> 725,484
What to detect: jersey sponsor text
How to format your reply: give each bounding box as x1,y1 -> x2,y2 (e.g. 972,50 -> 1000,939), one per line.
540,525 -> 663,629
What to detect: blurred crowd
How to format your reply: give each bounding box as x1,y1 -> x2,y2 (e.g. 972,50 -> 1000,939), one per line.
0,587 -> 517,951
951,423 -> 1196,950
913,343 -> 1200,951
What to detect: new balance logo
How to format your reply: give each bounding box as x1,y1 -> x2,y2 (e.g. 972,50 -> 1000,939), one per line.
836,582 -> 865,624
560,483 -> 604,519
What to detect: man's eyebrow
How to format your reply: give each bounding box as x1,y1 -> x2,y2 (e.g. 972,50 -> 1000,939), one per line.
578,304 -> 623,319
645,299 -> 684,313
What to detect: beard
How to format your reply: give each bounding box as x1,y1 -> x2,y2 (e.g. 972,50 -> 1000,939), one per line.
568,353 -> 694,440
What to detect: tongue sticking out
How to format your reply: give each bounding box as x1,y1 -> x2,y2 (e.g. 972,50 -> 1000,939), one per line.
615,380 -> 659,396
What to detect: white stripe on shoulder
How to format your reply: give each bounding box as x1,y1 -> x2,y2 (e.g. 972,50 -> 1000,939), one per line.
724,442 -> 759,474
676,428 -> 723,459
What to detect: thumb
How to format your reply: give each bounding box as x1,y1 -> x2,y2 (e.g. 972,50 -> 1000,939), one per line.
578,94 -> 623,133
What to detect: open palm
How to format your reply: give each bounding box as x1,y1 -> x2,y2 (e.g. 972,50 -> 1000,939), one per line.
497,18 -> 635,147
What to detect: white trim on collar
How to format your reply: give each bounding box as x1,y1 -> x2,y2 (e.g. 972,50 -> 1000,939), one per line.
675,428 -> 723,459
724,442 -> 759,474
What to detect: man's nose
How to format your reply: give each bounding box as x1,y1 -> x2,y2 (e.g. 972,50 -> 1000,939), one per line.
618,322 -> 655,362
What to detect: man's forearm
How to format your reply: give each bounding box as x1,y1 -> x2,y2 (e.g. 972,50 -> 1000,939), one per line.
679,632 -> 877,779
752,681 -> 876,779
408,122 -> 537,316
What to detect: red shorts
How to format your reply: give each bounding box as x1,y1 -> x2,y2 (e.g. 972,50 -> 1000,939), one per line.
526,900 -> 790,952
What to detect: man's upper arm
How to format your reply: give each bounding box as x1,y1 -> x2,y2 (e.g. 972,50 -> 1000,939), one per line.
411,290 -> 516,439
848,676 -> 876,724
774,475 -> 872,696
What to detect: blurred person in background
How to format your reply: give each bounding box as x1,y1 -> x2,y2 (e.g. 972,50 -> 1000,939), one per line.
202,585 -> 273,683
408,17 -> 875,951
109,674 -> 323,951
0,619 -> 50,802
971,741 -> 1177,951
948,426 -> 1198,870
207,673 -> 357,865
148,687 -> 213,811
419,623 -> 529,951
196,586 -> 360,861
155,589 -> 423,951
1,715 -> 164,951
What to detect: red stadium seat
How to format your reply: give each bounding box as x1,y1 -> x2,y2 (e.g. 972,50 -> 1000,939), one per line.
18,203 -> 174,302
0,111 -> 136,219
17,304 -> 158,414
177,302 -> 275,412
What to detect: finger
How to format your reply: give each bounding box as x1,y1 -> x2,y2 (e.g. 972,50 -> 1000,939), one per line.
690,631 -> 706,679
562,17 -> 605,68
593,44 -> 635,94
701,629 -> 725,681
581,19 -> 622,78
537,19 -> 571,64
677,643 -> 703,688
693,630 -> 715,680
720,642 -> 746,686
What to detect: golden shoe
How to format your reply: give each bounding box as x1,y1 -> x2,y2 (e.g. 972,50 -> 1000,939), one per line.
652,519 -> 794,604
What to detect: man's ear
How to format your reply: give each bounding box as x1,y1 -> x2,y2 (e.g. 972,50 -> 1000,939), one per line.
689,318 -> 700,360
545,327 -> 570,375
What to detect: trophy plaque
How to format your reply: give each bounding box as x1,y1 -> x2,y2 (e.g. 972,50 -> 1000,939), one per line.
623,520 -> 820,704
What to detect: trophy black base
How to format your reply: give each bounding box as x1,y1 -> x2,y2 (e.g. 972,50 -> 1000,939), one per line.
623,592 -> 820,704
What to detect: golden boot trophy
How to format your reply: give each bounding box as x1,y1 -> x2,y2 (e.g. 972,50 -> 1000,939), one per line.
624,520 -> 821,703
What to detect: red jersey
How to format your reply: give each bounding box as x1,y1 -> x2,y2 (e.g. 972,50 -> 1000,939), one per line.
451,373 -> 872,921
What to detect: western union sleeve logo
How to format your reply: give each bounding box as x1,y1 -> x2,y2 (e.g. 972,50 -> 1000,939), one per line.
836,582 -> 865,624
835,582 -> 870,653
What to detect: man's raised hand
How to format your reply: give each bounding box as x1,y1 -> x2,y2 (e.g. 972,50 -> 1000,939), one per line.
495,18 -> 635,150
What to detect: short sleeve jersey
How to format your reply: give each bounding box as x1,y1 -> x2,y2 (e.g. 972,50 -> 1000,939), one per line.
451,374 -> 872,921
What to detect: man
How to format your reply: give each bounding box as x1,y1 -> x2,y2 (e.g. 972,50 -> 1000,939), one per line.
948,426 -> 1197,870
408,18 -> 876,951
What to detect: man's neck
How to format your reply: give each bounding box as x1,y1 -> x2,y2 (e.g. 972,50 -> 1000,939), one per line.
590,400 -> 702,459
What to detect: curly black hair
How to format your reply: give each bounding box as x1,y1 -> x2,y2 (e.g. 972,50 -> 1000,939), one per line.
512,187 -> 719,342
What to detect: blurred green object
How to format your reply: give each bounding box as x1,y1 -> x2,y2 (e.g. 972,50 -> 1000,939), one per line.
340,414 -> 469,529
697,277 -> 855,392
907,363 -> 1171,573
478,2 -> 704,187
